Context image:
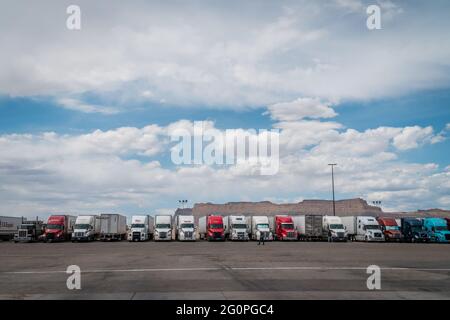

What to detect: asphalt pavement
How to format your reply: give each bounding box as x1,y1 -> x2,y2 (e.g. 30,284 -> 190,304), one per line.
0,240 -> 449,299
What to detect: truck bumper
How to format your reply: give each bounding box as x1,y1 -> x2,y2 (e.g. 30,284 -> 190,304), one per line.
72,236 -> 92,242
154,237 -> 171,241
100,234 -> 123,241
230,235 -> 249,241
14,237 -> 33,242
208,236 -> 225,241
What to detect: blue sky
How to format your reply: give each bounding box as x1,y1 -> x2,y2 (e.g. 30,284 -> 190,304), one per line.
0,0 -> 449,219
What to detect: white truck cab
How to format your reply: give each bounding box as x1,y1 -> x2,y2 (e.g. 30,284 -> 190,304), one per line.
251,216 -> 273,241
128,215 -> 153,241
341,216 -> 385,242
154,215 -> 172,241
175,215 -> 196,241
224,215 -> 250,241
322,216 -> 347,241
72,215 -> 99,242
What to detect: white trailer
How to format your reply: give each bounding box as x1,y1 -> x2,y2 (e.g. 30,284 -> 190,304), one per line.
322,216 -> 347,242
154,215 -> 172,241
128,215 -> 153,241
341,216 -> 384,242
99,214 -> 127,241
0,216 -> 25,241
251,216 -> 273,241
174,215 -> 196,241
292,215 -> 323,241
223,215 -> 250,241
72,215 -> 100,242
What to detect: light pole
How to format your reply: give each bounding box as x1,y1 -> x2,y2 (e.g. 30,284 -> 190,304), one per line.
178,200 -> 188,209
328,164 -> 337,216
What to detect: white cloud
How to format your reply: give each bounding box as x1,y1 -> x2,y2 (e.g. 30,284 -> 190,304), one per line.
57,98 -> 119,115
0,113 -> 448,218
1,1 -> 449,108
392,126 -> 435,150
266,98 -> 337,121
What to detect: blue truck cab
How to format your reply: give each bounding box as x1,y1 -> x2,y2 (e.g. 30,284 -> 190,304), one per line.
423,218 -> 450,243
401,218 -> 430,243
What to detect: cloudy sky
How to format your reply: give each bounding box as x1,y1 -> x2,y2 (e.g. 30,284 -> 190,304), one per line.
0,0 -> 449,219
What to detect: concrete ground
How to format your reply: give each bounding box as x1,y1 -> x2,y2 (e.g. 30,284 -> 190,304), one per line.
0,240 -> 449,299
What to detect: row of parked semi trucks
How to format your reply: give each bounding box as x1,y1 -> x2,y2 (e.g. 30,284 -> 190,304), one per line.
2,214 -> 450,243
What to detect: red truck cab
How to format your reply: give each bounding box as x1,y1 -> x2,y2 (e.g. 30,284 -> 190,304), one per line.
207,215 -> 225,241
274,216 -> 297,241
43,215 -> 73,242
376,217 -> 402,242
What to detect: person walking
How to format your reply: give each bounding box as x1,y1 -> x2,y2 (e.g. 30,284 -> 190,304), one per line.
328,229 -> 333,242
258,232 -> 265,245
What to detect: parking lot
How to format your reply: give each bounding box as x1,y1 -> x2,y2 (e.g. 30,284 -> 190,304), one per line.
0,241 -> 449,299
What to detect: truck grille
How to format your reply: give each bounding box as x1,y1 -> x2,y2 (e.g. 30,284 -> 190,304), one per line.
238,232 -> 246,238
75,232 -> 84,237
46,233 -> 54,240
19,230 -> 27,238
213,232 -> 221,238
374,232 -> 382,238
337,232 -> 344,238
185,231 -> 193,238
159,232 -> 167,238
287,232 -> 295,238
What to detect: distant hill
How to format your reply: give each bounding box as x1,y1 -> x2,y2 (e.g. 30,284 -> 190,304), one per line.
174,198 -> 450,222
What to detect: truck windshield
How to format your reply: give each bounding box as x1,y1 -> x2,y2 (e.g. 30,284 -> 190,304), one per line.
364,225 -> 380,230
181,223 -> 194,228
131,224 -> 145,228
257,223 -> 269,229
210,224 -> 223,229
330,224 -> 343,229
281,223 -> 294,229
20,225 -> 34,230
46,224 -> 63,230
75,224 -> 90,229
385,226 -> 399,231
156,224 -> 170,228
232,224 -> 247,229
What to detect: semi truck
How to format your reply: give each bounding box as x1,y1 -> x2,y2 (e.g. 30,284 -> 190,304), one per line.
423,217 -> 450,243
223,215 -> 250,241
199,215 -> 225,241
250,216 -> 273,241
273,215 -> 297,241
0,216 -> 25,241
128,215 -> 153,241
376,217 -> 402,242
401,217 -> 430,243
322,216 -> 347,241
154,215 -> 173,241
72,215 -> 100,242
43,215 -> 76,242
174,215 -> 196,241
292,215 -> 323,241
14,219 -> 44,243
99,214 -> 127,241
341,216 -> 384,242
